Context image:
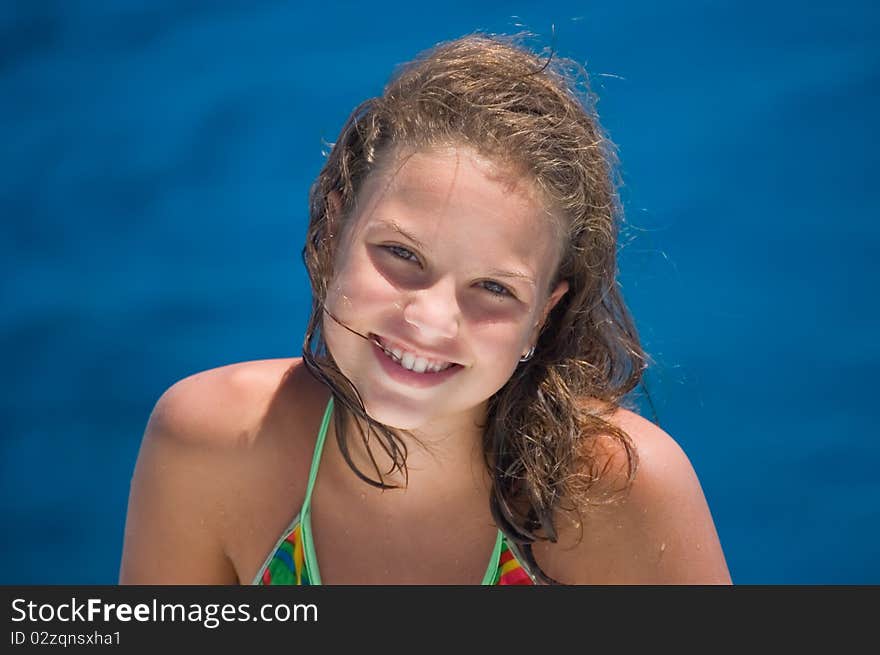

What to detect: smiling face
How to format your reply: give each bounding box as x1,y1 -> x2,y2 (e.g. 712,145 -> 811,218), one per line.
322,144 -> 569,432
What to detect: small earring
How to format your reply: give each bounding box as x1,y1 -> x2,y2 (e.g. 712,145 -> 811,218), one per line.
519,345 -> 535,363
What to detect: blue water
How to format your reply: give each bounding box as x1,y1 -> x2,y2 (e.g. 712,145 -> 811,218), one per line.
2,1 -> 878,584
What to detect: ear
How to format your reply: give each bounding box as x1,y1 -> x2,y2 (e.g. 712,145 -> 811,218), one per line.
532,279 -> 569,342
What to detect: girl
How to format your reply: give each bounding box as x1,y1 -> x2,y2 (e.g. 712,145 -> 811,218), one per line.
119,33 -> 731,585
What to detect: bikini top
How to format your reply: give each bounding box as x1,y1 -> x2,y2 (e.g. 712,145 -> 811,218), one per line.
251,396 -> 535,585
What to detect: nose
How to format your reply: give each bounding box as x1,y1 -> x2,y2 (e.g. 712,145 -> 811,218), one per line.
402,275 -> 460,340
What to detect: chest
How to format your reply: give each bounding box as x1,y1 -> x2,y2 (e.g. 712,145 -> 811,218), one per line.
307,490 -> 501,585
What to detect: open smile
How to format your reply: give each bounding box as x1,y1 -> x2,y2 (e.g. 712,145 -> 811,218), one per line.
369,334 -> 463,388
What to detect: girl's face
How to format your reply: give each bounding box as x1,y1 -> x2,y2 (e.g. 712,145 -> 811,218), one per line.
323,144 -> 569,432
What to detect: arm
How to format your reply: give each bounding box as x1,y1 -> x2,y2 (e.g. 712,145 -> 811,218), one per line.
118,378 -> 240,584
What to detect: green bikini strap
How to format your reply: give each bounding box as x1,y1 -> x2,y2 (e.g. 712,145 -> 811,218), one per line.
299,395 -> 335,585
304,395 -> 335,509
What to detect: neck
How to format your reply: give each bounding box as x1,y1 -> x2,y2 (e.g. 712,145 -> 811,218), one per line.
326,401 -> 494,507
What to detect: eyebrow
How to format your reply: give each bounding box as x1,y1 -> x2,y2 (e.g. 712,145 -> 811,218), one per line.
374,220 -> 427,250
372,219 -> 537,288
485,268 -> 536,287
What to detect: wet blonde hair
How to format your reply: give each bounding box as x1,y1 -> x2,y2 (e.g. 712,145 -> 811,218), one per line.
301,32 -> 648,583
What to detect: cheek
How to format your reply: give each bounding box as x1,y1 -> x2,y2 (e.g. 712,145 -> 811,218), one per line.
469,322 -> 532,385
322,272 -> 377,384
322,252 -> 402,370
325,253 -> 398,320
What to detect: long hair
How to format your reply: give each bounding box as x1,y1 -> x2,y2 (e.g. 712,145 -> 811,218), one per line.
300,32 -> 648,583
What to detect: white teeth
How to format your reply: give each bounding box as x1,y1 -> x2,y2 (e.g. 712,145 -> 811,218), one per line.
377,339 -> 454,375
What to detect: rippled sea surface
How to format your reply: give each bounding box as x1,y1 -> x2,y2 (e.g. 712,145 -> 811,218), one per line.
2,1 -> 878,583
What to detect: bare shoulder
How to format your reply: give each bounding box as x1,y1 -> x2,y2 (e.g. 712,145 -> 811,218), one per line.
119,358 -> 321,584
536,402 -> 732,585
147,358 -> 302,448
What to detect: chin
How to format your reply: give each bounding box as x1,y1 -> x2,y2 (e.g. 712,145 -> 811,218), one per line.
360,395 -> 433,431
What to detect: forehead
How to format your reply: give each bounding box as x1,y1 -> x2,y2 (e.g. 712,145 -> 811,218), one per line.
353,144 -> 565,258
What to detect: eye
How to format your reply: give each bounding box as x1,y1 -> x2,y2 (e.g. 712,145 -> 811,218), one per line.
480,280 -> 513,297
383,244 -> 420,263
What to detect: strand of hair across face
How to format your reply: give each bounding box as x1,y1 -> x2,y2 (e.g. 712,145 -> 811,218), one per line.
321,305 -> 383,349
